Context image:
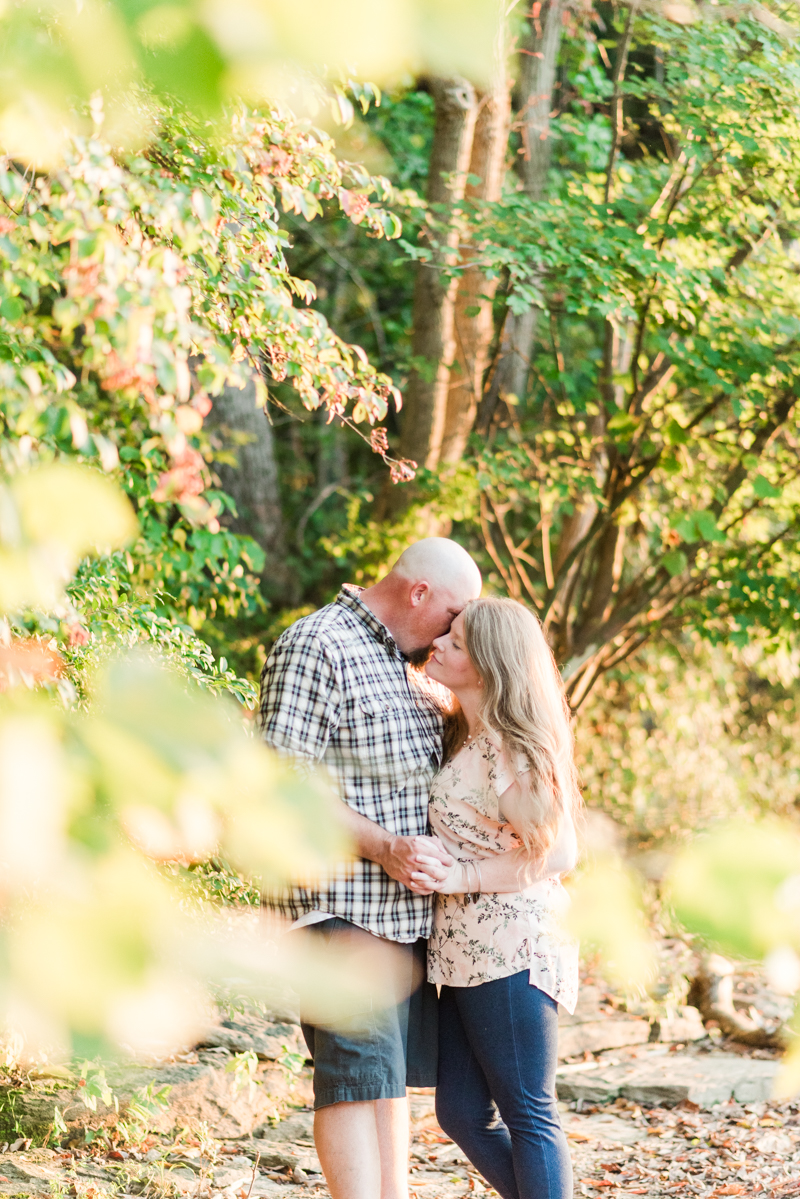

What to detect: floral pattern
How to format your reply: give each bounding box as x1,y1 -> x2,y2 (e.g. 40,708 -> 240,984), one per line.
427,733 -> 578,1013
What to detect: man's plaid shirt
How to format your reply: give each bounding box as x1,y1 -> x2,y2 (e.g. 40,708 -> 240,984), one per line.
258,585 -> 444,943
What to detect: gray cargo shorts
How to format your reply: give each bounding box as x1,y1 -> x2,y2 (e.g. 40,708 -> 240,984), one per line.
298,917 -> 438,1110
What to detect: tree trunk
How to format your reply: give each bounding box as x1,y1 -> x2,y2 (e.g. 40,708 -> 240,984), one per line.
396,77 -> 479,473
210,373 -> 288,596
439,75 -> 511,466
495,0 -> 566,408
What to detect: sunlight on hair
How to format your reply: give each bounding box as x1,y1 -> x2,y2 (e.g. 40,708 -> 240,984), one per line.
460,597 -> 581,859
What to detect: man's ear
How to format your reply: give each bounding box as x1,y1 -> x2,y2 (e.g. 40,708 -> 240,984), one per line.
409,581 -> 430,607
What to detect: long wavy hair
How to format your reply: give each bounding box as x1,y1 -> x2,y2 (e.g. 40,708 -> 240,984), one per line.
442,597 -> 581,859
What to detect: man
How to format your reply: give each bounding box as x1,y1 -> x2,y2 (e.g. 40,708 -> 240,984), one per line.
259,537 -> 482,1199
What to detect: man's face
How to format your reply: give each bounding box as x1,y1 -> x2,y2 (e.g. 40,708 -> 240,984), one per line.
405,583 -> 478,666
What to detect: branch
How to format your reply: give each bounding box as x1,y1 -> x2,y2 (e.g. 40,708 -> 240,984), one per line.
485,492 -> 544,608
714,389 -> 797,516
305,227 -> 389,363
603,0 -> 641,206
480,492 -> 519,597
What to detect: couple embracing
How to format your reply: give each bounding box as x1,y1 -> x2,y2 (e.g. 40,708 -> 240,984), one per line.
259,538 -> 580,1199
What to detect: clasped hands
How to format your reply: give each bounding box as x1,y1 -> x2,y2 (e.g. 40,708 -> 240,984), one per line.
380,832 -> 469,895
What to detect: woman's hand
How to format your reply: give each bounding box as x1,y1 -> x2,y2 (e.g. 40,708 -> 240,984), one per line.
409,855 -> 468,895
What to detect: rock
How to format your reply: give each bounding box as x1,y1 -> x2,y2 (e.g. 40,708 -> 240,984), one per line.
559,986 -> 652,1058
651,1005 -> 706,1043
251,1112 -> 314,1143
0,1054 -> 304,1142
0,1154 -> 65,1195
168,1168 -> 203,1194
754,1131 -> 793,1155
195,1017 -> 305,1063
558,1017 -> 651,1059
563,1111 -> 647,1146
556,1052 -> 779,1108
212,1165 -> 252,1190
233,1140 -> 320,1175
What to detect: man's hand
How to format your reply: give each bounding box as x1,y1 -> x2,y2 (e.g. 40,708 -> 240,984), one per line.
377,834 -> 454,890
333,801 -> 454,891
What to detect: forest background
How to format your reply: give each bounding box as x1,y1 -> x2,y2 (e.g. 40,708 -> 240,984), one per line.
3,0 -> 800,1084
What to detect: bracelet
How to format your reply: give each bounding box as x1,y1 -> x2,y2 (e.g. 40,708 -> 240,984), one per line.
462,859 -> 481,903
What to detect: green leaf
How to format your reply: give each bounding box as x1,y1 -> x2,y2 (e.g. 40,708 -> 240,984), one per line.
753,474 -> 781,499
52,297 -> 80,331
662,550 -> 687,577
669,513 -> 696,542
606,411 -> 639,440
0,296 -> 23,320
694,510 -> 725,543
664,418 -> 689,446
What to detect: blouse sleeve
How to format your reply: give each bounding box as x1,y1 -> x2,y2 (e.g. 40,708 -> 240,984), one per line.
542,809 -> 578,876
492,748 -> 531,799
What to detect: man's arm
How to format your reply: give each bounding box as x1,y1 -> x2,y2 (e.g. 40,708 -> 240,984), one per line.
260,630 -> 451,887
260,629 -> 341,768
336,803 -> 451,889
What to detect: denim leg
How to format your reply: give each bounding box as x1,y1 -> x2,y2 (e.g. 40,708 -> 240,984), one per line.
436,986 -> 520,1199
450,974 -> 572,1199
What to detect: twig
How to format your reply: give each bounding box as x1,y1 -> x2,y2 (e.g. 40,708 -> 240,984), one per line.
296,482 -> 350,548
305,227 -> 389,362
246,1151 -> 261,1199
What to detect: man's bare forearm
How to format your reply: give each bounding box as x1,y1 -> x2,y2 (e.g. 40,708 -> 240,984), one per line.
337,801 -> 393,863
337,800 -> 452,889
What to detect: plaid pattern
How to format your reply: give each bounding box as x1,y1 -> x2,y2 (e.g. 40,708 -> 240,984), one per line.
258,585 -> 445,943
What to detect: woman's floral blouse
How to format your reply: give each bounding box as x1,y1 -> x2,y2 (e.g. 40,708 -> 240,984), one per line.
427,732 -> 578,1013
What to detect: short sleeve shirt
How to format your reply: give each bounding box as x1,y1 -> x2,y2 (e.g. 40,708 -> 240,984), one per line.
258,585 -> 446,943
427,732 -> 579,1011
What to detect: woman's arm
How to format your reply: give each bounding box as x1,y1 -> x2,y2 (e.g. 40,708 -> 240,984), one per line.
409,785 -> 578,895
409,846 -> 545,894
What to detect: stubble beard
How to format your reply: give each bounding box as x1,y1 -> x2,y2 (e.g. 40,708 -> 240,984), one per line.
406,644 -> 434,668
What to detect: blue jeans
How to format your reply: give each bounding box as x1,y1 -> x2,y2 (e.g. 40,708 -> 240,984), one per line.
436,972 -> 572,1199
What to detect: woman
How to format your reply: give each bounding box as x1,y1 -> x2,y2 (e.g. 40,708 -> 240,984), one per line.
410,596 -> 580,1199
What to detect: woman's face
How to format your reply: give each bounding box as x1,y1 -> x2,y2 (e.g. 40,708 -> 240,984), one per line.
425,611 -> 483,696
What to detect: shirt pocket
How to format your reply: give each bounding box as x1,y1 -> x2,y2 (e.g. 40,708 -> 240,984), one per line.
358,698 -> 395,719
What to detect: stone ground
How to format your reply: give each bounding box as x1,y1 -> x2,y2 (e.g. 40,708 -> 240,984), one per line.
0,1055 -> 798,1199
0,1001 -> 798,1198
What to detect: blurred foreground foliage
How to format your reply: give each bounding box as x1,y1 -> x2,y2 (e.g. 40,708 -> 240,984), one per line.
0,463 -> 379,1062
0,0 -> 502,168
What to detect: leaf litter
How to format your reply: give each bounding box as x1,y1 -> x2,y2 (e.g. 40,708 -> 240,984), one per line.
0,1073 -> 798,1198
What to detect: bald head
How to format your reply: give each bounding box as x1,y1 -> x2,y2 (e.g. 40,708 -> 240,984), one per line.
360,538 -> 482,662
391,538 -> 482,594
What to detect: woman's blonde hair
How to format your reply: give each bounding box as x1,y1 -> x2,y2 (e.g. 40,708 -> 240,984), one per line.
443,596 -> 581,859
